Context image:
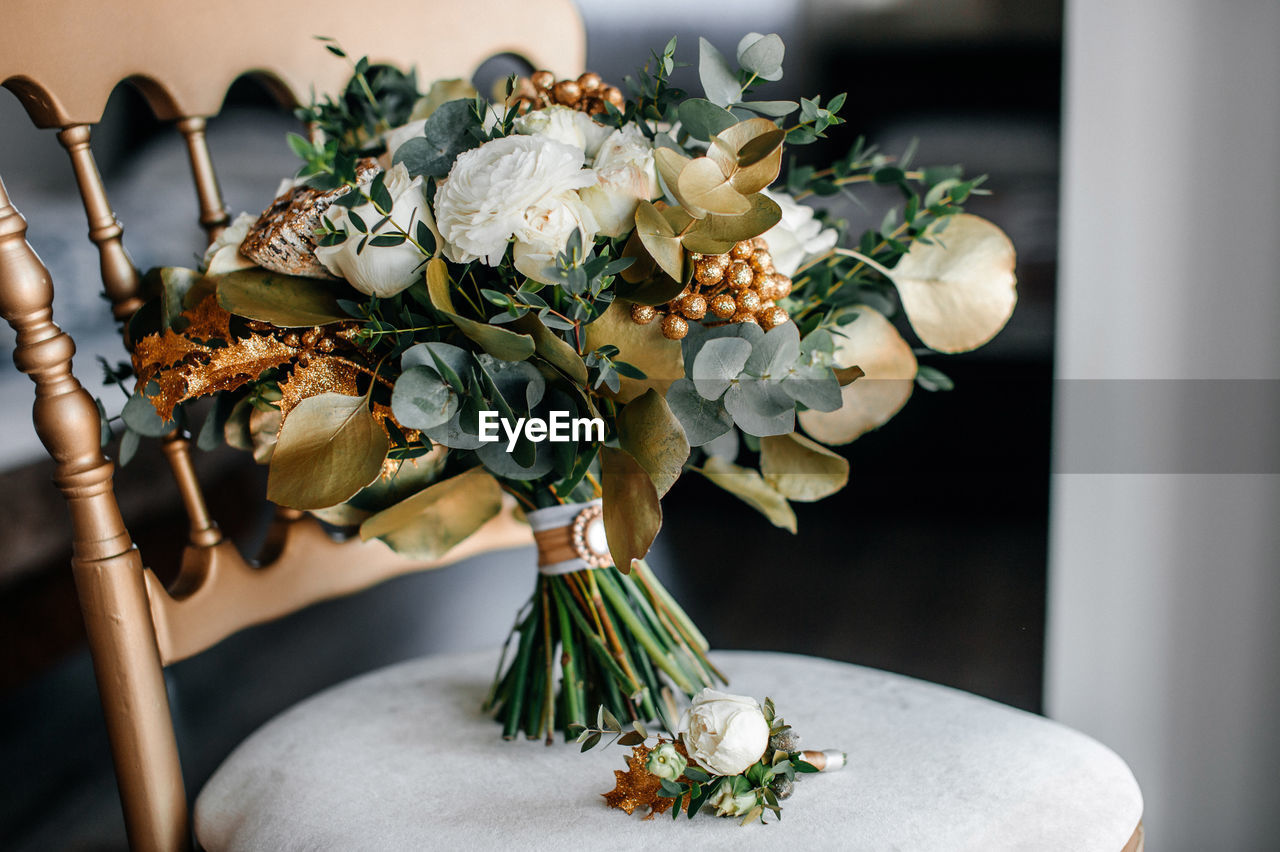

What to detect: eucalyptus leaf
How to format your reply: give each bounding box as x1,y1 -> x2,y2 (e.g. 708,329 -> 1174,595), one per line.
617,389 -> 690,497
699,456 -> 796,532
266,392 -> 389,510
425,410 -> 486,450
509,313 -> 588,385
683,193 -> 782,255
390,366 -> 457,430
759,432 -> 849,501
698,37 -> 741,107
391,99 -> 479,179
736,32 -> 785,81
216,269 -> 349,327
426,258 -> 536,360
477,440 -> 554,480
678,157 -> 751,216
634,201 -> 685,281
744,321 -> 800,379
123,388 -> 176,437
723,378 -> 796,437
781,362 -> 844,412
600,446 -> 662,572
677,98 -> 738,142
359,467 -> 502,559
693,337 -> 752,400
665,378 -> 734,447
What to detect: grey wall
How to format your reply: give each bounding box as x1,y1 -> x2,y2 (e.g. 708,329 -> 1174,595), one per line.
1049,0 -> 1280,848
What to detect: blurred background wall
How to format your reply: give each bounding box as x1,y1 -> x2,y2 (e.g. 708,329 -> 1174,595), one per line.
1049,0 -> 1280,849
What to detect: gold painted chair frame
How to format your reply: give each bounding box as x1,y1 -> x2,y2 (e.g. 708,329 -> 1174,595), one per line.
0,2 -> 584,849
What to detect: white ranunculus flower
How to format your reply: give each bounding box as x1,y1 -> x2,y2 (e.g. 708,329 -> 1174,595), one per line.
434,134 -> 598,280
579,125 -> 660,238
201,212 -> 257,275
514,105 -> 612,160
679,689 -> 770,776
760,189 -> 838,277
314,162 -> 431,297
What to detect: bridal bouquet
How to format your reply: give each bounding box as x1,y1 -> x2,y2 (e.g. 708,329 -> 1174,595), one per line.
118,33 -> 1016,742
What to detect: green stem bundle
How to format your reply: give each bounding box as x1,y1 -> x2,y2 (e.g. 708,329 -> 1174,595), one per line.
485,560 -> 721,743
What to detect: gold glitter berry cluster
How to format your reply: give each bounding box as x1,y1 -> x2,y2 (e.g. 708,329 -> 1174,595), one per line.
509,70 -> 626,117
629,238 -> 793,340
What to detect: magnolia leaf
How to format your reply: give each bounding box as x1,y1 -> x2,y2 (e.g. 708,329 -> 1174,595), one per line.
698,37 -> 741,107
678,157 -> 751,216
760,432 -> 849,502
677,98 -> 738,141
216,269 -> 349,327
583,300 -> 683,402
359,467 -> 502,559
736,32 -> 785,81
509,313 -> 588,385
426,258 -> 535,361
700,455 -> 796,532
617,389 -> 690,497
665,378 -> 734,446
693,336 -> 752,400
798,306 -> 917,445
266,392 -> 389,509
682,193 -> 782,255
600,446 -> 662,572
634,201 -> 685,282
889,214 -> 1018,353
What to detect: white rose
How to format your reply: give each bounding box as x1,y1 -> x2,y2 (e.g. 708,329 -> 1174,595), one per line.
514,105 -> 612,160
201,212 -> 257,275
579,125 -> 660,238
760,189 -> 838,277
679,688 -> 770,776
706,778 -> 758,818
434,134 -> 598,280
314,162 -> 431,297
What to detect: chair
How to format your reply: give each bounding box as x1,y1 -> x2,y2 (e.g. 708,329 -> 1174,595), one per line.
0,1 -> 583,849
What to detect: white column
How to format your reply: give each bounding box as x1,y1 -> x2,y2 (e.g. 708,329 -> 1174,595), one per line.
1050,1 -> 1280,849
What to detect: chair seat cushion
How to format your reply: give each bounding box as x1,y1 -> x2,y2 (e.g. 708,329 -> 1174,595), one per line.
194,650 -> 1141,851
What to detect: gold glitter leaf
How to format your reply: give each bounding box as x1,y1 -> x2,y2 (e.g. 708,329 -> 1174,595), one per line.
602,744 -> 680,819
132,296 -> 296,420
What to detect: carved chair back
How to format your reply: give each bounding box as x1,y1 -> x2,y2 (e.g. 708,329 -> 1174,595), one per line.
0,2 -> 584,848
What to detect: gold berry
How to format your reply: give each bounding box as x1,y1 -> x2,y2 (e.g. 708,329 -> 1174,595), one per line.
732,310 -> 760,325
581,97 -> 606,115
772,274 -> 793,298
577,72 -> 602,92
553,80 -> 582,104
726,260 -> 754,290
750,250 -> 774,274
752,236 -> 770,251
660,314 -> 689,340
530,70 -> 555,90
736,291 -> 761,313
710,294 -> 737,319
630,303 -> 657,324
602,86 -> 625,108
695,256 -> 729,286
730,240 -> 755,260
759,306 -> 789,330
680,294 -> 708,320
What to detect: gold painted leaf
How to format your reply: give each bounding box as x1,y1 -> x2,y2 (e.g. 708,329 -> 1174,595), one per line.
677,157 -> 751,216
699,455 -> 796,532
583,299 -> 683,403
759,432 -> 849,502
889,214 -> 1018,353
798,305 -> 917,446
359,466 -> 503,560
509,313 -> 588,385
601,446 -> 662,573
617,389 -> 690,498
216,268 -> 350,327
266,392 -> 389,510
708,119 -> 785,195
633,201 -> 685,282
426,258 -> 535,361
682,192 -> 782,255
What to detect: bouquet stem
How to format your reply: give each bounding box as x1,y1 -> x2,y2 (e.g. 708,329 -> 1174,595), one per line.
486,560 -> 721,742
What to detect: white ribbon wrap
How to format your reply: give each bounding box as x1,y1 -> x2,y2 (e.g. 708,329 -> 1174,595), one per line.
527,499 -> 605,576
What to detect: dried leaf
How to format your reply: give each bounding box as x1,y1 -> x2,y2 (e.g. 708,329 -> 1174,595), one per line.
682,193 -> 782,255
759,432 -> 849,501
266,392 -> 389,510
509,313 -> 588,385
890,214 -> 1018,353
699,455 -> 796,532
583,300 -> 684,403
617,389 -> 690,497
359,466 -> 502,559
426,258 -> 535,361
798,306 -> 916,445
216,268 -> 349,327
677,157 -> 751,216
600,446 -> 662,572
634,201 -> 685,282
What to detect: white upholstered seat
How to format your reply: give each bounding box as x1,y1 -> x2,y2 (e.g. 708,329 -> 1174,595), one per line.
195,650 -> 1142,851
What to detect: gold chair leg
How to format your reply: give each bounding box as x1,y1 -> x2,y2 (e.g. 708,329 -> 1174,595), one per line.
176,117 -> 231,244
0,176 -> 191,851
